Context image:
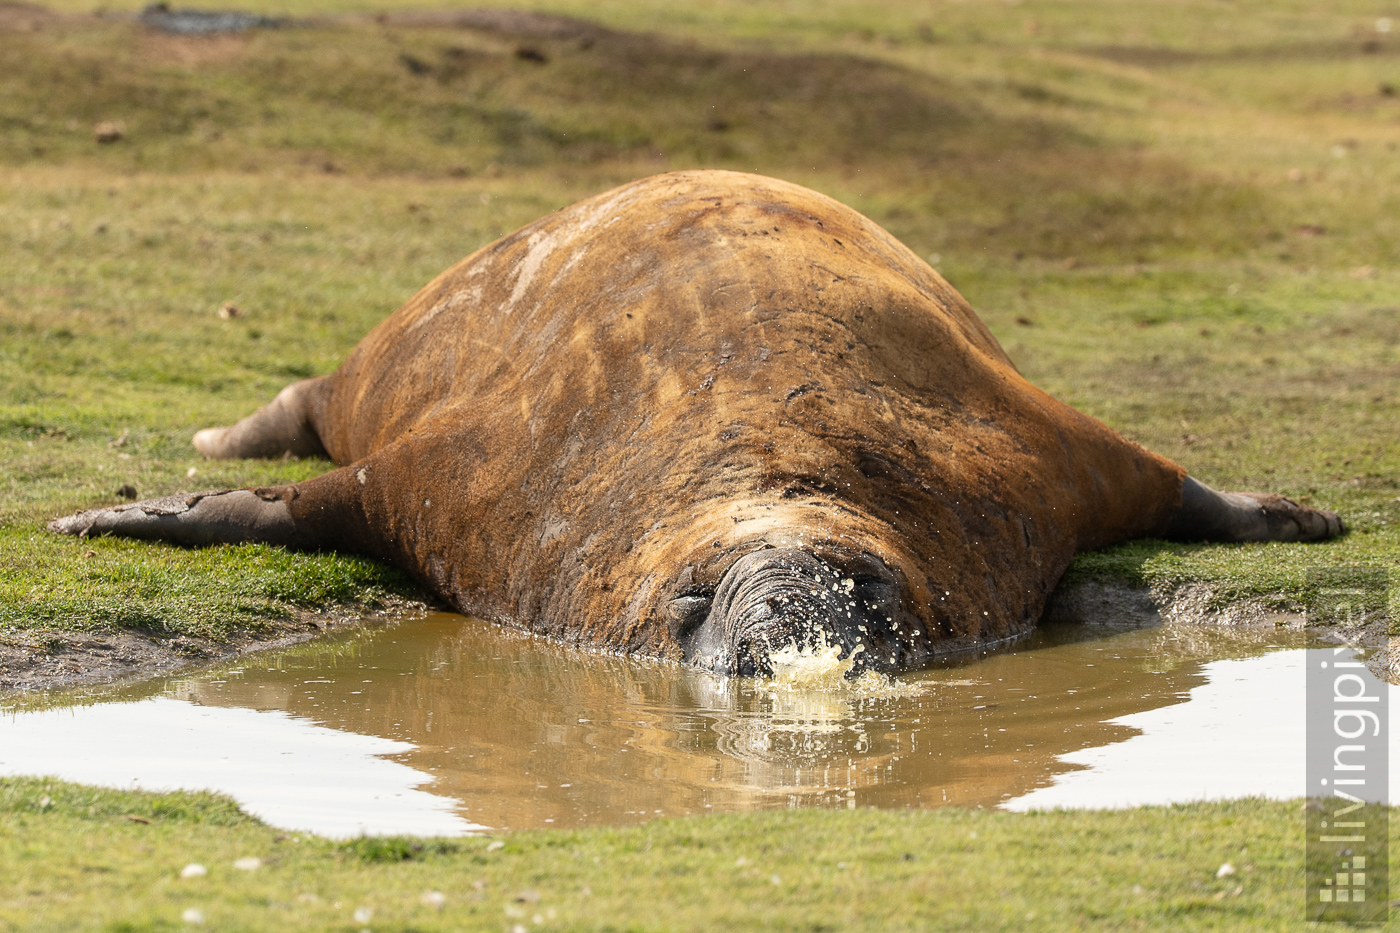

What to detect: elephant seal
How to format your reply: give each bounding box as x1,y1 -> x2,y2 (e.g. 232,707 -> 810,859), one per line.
50,171 -> 1343,674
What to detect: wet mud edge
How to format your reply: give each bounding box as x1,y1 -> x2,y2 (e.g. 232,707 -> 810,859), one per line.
1045,578 -> 1397,682
1,581 -> 1391,693
0,596 -> 430,694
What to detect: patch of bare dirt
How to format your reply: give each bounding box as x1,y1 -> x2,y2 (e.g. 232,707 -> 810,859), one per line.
0,596 -> 428,694
1049,577 -> 1397,681
0,0 -> 61,31
138,31 -> 251,67
372,8 -> 612,42
1048,577 -> 1317,630
1085,38 -> 1399,68
1042,578 -> 1167,628
1149,581 -> 1308,629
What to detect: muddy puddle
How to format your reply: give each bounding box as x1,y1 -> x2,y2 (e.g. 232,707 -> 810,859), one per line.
0,613 -> 1384,836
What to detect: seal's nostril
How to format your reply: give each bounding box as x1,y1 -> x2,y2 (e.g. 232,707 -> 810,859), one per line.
667,594 -> 712,641
733,639 -> 773,678
668,596 -> 709,620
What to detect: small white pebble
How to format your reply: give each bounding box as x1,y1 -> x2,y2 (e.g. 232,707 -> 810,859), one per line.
352,907 -> 373,923
486,840 -> 505,852
233,857 -> 262,871
1216,863 -> 1235,878
421,891 -> 446,909
182,908 -> 205,925
180,863 -> 207,879
186,467 -> 198,478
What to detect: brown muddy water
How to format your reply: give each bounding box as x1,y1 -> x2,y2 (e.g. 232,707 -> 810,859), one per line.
0,613 -> 1382,837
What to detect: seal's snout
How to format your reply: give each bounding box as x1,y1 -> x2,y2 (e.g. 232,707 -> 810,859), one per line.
678,548 -> 908,677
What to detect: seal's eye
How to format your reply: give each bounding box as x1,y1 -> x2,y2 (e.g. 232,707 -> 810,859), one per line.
852,574 -> 899,617
667,595 -> 712,640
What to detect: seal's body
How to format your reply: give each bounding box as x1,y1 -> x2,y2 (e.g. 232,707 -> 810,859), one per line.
51,171 -> 1342,673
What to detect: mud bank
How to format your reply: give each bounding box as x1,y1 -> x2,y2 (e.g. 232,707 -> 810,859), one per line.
2,578 -> 1390,693
0,597 -> 428,693
1045,578 -> 1396,680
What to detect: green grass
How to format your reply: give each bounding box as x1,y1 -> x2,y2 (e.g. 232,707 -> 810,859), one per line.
0,526 -> 415,638
3,5 -> 1396,923
1,0 -> 1398,645
0,776 -> 1366,931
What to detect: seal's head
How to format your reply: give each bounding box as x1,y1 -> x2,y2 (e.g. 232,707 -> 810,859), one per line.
670,546 -> 928,676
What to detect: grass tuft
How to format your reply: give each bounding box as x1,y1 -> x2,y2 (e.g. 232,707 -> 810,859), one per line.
0,776 -> 255,826
338,836 -> 463,863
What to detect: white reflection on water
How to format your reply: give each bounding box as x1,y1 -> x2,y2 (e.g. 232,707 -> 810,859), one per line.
0,697 -> 481,838
1006,649 -> 1399,811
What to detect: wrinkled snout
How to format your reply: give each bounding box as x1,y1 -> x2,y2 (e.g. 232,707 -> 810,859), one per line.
674,548 -> 915,676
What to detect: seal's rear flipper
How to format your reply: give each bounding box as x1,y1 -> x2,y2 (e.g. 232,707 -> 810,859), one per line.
193,376 -> 330,460
1164,476 -> 1344,543
47,465 -> 379,555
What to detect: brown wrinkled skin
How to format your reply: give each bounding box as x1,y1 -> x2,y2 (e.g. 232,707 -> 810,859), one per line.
284,170 -> 1185,662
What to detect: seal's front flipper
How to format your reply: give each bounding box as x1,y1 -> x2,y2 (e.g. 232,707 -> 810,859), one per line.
1164,476 -> 1344,543
47,465 -> 380,555
193,376 -> 330,460
48,489 -> 305,547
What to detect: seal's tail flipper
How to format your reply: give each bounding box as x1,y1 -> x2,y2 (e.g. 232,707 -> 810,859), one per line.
47,464 -> 382,556
1164,476 -> 1345,543
193,376 -> 331,460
